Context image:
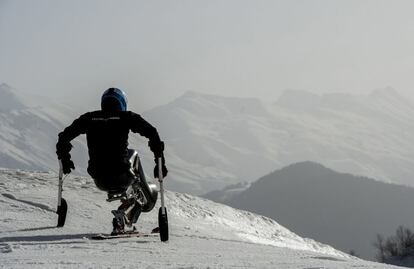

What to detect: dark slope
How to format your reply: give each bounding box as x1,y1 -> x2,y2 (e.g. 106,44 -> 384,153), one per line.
223,161 -> 414,259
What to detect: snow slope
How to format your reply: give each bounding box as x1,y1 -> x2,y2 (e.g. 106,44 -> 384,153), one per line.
0,169 -> 400,268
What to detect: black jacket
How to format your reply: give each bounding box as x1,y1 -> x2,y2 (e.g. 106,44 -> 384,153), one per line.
56,110 -> 164,175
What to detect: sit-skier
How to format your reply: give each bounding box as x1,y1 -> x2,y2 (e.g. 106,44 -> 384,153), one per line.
56,88 -> 168,235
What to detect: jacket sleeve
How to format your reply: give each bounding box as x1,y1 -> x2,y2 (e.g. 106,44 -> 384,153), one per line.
56,113 -> 88,160
129,112 -> 164,158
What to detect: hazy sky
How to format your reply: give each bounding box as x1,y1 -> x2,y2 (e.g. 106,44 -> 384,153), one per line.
1,0 -> 414,111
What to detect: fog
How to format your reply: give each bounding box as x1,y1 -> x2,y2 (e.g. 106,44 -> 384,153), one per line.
1,0 -> 414,111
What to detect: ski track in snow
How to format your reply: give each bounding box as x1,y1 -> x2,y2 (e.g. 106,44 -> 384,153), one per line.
0,169 -> 403,268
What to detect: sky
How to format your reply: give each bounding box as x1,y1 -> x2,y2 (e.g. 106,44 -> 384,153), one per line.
1,0 -> 414,111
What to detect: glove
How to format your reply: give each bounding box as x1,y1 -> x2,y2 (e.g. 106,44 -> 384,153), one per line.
154,164 -> 168,179
61,158 -> 75,174
154,157 -> 168,179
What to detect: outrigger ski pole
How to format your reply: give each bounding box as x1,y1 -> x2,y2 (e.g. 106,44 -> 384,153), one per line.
158,157 -> 169,242
57,160 -> 68,227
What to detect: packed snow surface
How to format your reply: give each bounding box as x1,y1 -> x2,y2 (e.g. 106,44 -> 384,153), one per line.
0,169 -> 402,268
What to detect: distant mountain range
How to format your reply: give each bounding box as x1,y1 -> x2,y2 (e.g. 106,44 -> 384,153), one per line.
144,87 -> 414,193
1,83 -> 414,195
204,161 -> 414,259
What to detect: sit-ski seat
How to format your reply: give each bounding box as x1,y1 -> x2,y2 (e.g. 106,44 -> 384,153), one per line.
106,149 -> 158,213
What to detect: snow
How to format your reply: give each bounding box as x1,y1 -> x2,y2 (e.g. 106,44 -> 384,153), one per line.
0,169 -> 402,268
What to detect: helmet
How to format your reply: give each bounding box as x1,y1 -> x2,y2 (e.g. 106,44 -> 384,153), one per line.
101,88 -> 128,112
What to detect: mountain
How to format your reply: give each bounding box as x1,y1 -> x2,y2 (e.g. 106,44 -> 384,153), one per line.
0,83 -> 89,174
272,88 -> 414,186
0,168 -> 401,268
205,161 -> 414,260
2,83 -> 414,195
203,181 -> 251,203
143,88 -> 414,194
142,91 -> 279,194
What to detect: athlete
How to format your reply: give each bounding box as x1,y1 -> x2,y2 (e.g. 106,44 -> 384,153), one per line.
56,88 -> 168,234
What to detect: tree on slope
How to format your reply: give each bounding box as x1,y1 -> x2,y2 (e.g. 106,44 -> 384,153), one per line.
374,226 -> 414,267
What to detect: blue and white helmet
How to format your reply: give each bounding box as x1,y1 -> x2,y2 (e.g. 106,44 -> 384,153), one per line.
101,88 -> 128,111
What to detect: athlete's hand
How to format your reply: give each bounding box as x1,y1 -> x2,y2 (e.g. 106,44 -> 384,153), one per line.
154,157 -> 168,179
61,159 -> 75,174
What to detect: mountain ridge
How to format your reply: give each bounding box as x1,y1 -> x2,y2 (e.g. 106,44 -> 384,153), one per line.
2,83 -> 414,194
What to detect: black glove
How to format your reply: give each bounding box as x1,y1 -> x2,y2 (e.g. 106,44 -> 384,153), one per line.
154,158 -> 168,179
61,158 -> 75,174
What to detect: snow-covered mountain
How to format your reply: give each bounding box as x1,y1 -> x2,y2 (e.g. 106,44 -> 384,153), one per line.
0,168 -> 400,268
142,91 -> 278,194
144,88 -> 414,194
0,83 -> 88,174
1,83 -> 414,195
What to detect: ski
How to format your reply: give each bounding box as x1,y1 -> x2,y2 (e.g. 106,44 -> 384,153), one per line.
91,231 -> 158,240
